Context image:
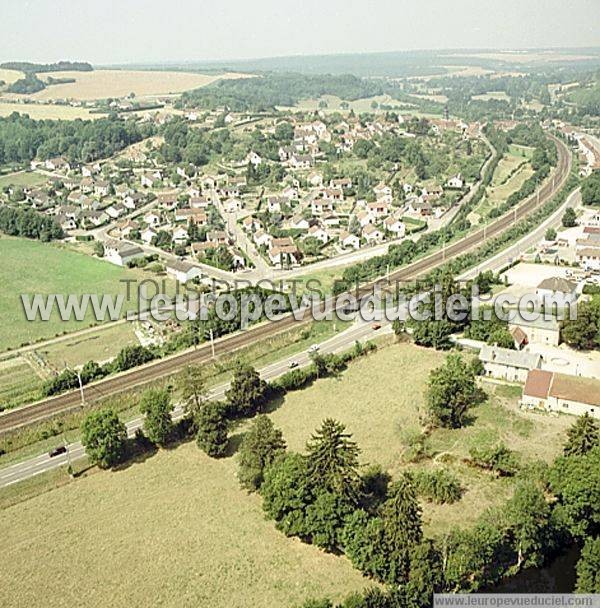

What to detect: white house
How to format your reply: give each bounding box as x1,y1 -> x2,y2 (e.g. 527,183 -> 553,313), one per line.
103,239 -> 145,267
223,198 -> 241,213
143,212 -> 161,227
363,224 -> 384,244
307,225 -> 329,244
479,345 -> 542,383
290,215 -> 310,231
535,277 -> 578,310
383,217 -> 406,237
166,260 -> 203,284
246,151 -> 262,166
339,230 -> 360,250
446,174 -> 464,189
172,226 -> 189,244
577,247 -> 600,271
141,227 -> 158,244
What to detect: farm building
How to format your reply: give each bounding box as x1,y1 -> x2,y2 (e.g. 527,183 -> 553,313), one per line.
522,369 -> 600,419
478,345 -> 542,383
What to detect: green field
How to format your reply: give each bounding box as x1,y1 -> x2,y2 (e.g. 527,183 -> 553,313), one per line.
0,171 -> 48,189
0,237 -> 161,352
0,357 -> 43,411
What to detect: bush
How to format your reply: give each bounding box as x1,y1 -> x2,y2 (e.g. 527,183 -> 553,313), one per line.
469,443 -> 520,476
412,468 -> 463,504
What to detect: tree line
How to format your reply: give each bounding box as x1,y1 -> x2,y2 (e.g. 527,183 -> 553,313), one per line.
0,113 -> 151,166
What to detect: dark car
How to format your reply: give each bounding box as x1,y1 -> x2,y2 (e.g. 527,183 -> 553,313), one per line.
48,445 -> 67,458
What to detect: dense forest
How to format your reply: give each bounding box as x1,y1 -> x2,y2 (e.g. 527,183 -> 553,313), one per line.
0,206 -> 63,241
0,114 -> 152,165
178,73 -> 386,111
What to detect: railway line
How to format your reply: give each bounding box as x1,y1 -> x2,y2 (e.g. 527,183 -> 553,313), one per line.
0,134 -> 572,434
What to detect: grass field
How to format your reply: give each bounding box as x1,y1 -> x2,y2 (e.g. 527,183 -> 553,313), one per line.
267,343 -> 571,535
0,443 -> 368,608
470,150 -> 534,222
26,70 -> 249,101
0,171 -> 49,189
0,102 -> 97,120
471,91 -> 511,102
0,342 -> 573,607
0,237 -> 163,351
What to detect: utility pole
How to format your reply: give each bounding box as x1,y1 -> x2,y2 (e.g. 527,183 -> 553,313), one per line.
209,328 -> 215,358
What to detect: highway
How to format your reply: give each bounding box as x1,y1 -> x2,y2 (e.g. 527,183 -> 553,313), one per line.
0,319 -> 391,488
0,133 -> 572,434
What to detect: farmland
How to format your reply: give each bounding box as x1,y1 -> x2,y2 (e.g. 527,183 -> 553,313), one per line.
0,68 -> 24,85
0,171 -> 48,189
0,237 -> 163,352
0,102 -> 97,120
26,69 -> 250,101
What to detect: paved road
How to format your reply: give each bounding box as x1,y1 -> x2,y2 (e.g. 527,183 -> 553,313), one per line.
0,319 -> 390,488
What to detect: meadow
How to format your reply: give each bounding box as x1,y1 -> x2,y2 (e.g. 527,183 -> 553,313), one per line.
0,237 -> 162,352
0,102 -> 97,120
0,342 -> 573,608
0,170 -> 49,189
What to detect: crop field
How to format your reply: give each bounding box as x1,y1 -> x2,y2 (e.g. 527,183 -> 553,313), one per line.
28,70 -> 249,101
0,68 -> 23,84
0,237 -> 162,352
471,91 -> 510,102
0,357 -> 43,411
0,102 -> 97,120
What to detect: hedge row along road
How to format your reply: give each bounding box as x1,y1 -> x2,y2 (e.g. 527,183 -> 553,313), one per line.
0,133 -> 572,434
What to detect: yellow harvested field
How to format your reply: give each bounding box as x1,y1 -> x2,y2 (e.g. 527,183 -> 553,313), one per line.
0,102 -> 96,120
0,68 -> 23,84
29,69 -> 249,101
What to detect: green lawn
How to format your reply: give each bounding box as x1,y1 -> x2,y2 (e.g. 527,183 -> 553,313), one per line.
0,236 -> 161,351
0,357 -> 44,411
0,171 -> 48,189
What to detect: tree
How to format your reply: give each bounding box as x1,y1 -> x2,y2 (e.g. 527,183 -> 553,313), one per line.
561,297 -> 600,350
196,403 -> 228,457
225,361 -> 268,418
564,413 -> 599,457
549,446 -> 600,539
576,536 -> 600,593
581,171 -> 600,206
406,540 -> 445,606
545,227 -> 557,241
140,387 -> 173,446
238,415 -> 286,491
410,319 -> 454,350
344,476 -> 423,584
426,354 -> 480,428
178,365 -> 208,429
93,241 -> 105,257
505,482 -> 552,569
261,452 -> 314,538
80,408 -> 128,469
562,207 -> 577,228
306,418 -> 361,504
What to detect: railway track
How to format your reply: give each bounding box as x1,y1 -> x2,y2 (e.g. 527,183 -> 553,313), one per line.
0,134 -> 571,434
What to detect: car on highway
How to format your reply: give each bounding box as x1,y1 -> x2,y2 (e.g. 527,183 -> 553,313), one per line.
371,323 -> 382,330
48,445 -> 67,458
307,344 -> 320,354
288,360 -> 299,368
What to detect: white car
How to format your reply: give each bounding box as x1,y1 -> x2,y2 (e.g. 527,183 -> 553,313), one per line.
308,344 -> 320,354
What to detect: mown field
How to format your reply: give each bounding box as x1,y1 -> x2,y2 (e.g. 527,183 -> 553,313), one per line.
0,442 -> 368,608
27,70 -> 248,101
0,102 -> 97,120
0,170 -> 48,189
0,237 -> 162,351
0,342 -> 573,607
0,356 -> 43,411
0,68 -> 23,85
